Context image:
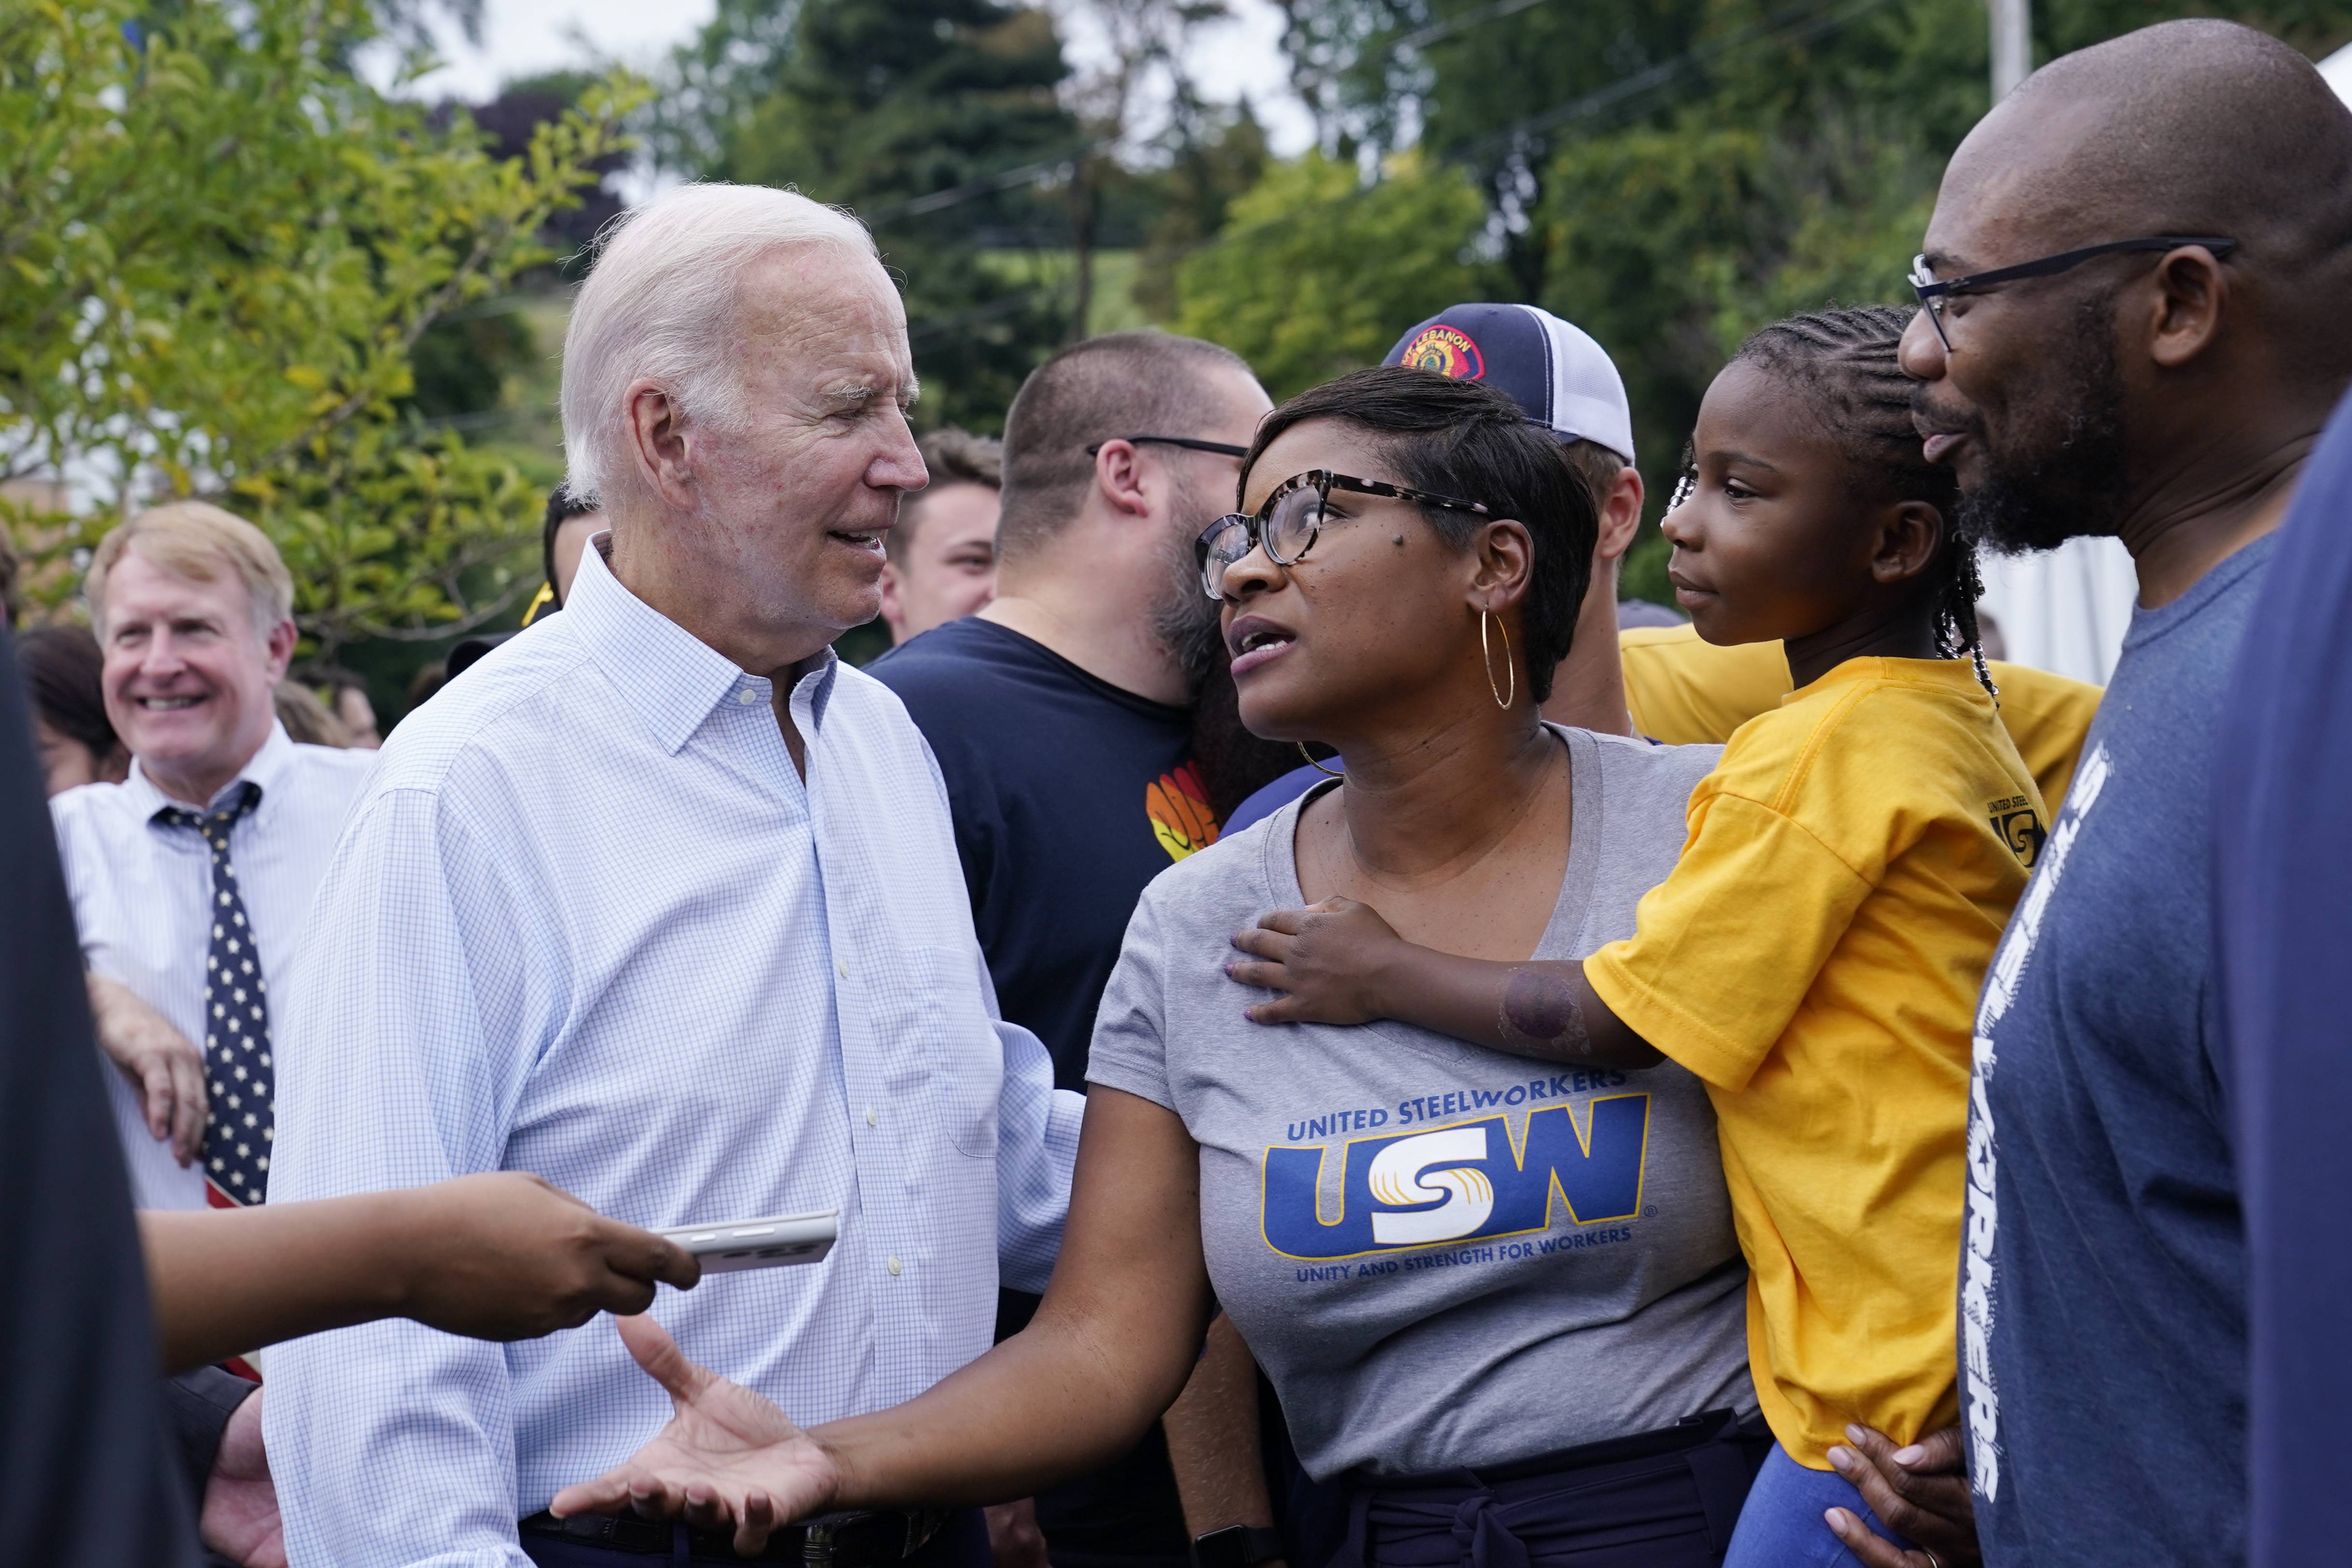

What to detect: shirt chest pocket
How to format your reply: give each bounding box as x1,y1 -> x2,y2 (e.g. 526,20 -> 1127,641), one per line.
871,945 -> 1001,1161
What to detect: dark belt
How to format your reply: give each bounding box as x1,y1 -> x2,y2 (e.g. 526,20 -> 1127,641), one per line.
1329,1410 -> 1767,1568
520,1506 -> 949,1565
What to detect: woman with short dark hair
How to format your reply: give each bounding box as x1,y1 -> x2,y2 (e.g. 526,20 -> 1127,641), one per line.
559,366 -> 1761,1568
19,624 -> 127,795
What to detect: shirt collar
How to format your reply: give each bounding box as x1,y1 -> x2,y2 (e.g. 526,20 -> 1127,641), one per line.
565,533 -> 842,756
127,721 -> 296,821
1784,655 -> 1994,703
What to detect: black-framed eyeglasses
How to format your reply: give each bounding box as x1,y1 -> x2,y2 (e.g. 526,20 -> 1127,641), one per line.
1908,235 -> 2238,351
1193,469 -> 1492,601
1083,434 -> 1251,459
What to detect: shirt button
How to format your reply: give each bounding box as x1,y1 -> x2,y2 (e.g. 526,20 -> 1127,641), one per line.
735,688 -> 760,705
866,1106 -> 879,1128
887,1256 -> 902,1276
837,961 -> 849,980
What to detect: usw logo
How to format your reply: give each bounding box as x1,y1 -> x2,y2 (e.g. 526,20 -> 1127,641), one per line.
1260,1099 -> 1651,1261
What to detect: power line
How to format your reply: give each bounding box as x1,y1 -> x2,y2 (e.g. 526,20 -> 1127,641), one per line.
898,0 -> 1903,349
890,0 -> 1890,238
1159,0 -> 1904,263
1452,0 -> 1901,158
1397,0 -> 1560,53
858,2 -> 1580,233
858,0 -> 1566,234
863,139 -> 1116,227
905,287 -> 1054,345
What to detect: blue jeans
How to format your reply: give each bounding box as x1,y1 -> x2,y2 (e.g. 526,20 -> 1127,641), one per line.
1723,1444 -> 1909,1568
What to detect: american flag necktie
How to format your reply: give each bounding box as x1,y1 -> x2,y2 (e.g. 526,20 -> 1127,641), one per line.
154,782 -> 273,1207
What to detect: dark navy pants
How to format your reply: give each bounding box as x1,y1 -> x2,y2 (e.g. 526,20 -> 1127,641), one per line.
1302,1412 -> 1770,1568
520,1509 -> 990,1568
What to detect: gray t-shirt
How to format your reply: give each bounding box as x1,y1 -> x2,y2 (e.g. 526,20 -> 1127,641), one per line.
1088,725 -> 1753,1481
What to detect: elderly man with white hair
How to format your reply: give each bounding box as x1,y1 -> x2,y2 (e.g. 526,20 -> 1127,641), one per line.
264,184 -> 1081,1568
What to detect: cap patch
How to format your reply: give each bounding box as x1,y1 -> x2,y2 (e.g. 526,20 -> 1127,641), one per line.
1398,324 -> 1484,381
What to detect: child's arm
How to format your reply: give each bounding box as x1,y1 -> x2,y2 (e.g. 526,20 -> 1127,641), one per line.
1226,898 -> 1663,1069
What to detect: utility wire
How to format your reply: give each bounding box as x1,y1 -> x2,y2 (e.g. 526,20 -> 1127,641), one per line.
1398,0 -> 1559,53
885,0 -> 1891,234
857,1 -> 1561,234
905,287 -> 1054,345
864,139 -> 1117,226
899,0 -> 1902,348
1455,0 -> 1900,155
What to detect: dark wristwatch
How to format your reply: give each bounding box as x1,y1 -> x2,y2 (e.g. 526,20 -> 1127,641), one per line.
1191,1526 -> 1284,1568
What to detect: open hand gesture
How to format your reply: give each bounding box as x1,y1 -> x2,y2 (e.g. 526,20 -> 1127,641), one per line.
551,1315 -> 841,1555
1226,897 -> 1406,1025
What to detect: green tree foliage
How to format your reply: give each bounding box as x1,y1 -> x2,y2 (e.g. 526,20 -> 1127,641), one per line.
0,0 -> 640,658
1250,0 -> 2352,600
659,0 -> 1081,432
1537,109 -> 1939,514
1131,98 -> 1272,320
1172,150 -> 1498,399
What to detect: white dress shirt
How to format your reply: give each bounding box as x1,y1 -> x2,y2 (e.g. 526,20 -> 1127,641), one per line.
50,722 -> 378,1210
264,544 -> 1083,1568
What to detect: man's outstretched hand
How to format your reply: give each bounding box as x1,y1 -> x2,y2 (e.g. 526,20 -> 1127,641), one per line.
551,1315 -> 841,1555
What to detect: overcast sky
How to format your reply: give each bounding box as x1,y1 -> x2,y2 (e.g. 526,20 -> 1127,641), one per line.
369,0 -> 1316,157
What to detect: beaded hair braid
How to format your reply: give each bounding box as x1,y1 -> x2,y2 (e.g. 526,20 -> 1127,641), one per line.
1726,305 -> 1998,699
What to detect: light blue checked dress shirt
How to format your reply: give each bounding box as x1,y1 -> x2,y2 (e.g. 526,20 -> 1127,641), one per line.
264,544 -> 1082,1568
50,723 -> 378,1210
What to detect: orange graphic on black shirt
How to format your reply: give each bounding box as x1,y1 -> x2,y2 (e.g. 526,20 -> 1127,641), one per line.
1148,761 -> 1220,861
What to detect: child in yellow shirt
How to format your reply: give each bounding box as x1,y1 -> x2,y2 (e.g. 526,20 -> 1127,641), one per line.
1228,306 -> 2042,1567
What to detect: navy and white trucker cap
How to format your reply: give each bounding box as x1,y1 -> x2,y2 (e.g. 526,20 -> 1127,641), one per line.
1383,304 -> 1635,466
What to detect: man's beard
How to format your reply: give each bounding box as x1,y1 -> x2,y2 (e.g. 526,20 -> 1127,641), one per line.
1945,299 -> 2134,555
1153,473 -> 1225,689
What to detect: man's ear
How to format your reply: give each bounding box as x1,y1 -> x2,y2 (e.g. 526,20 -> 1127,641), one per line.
2144,245 -> 2230,371
1595,467 -> 1644,563
623,380 -> 697,509
262,618 -> 297,685
1870,500 -> 1944,586
1092,440 -> 1153,520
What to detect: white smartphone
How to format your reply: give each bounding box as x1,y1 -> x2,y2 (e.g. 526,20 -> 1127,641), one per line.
659,1209 -> 839,1274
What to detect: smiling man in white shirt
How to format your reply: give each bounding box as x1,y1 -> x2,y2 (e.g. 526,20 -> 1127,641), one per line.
263,182 -> 1082,1568
51,501 -> 378,1213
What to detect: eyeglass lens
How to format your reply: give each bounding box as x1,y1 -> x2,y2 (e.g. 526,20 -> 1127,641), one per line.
1197,483 -> 1329,598
1199,519 -> 1250,598
1265,485 -> 1324,562
1910,258 -> 1953,350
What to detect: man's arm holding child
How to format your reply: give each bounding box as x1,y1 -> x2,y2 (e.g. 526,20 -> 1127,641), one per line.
1226,898 -> 1661,1069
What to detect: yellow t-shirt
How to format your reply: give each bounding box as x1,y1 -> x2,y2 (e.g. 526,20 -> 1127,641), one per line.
1619,623 -> 2104,810
1585,657 -> 2044,1468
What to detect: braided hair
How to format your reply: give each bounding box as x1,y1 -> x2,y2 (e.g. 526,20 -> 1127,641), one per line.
1724,305 -> 1997,699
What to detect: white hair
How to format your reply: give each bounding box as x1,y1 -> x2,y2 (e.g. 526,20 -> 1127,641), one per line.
560,182 -> 879,505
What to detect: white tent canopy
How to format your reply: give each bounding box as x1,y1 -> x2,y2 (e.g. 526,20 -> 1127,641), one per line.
2322,38 -> 2352,99
1976,540 -> 2139,685
1982,42 -> 2352,686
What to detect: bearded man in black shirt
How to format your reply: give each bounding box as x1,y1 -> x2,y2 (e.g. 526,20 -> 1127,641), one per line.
869,332 -> 1282,1568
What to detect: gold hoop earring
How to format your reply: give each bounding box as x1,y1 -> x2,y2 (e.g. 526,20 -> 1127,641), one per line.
1297,742 -> 1343,778
1480,609 -> 1515,710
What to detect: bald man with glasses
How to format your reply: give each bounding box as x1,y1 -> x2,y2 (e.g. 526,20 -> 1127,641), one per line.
1812,20 -> 2352,1568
